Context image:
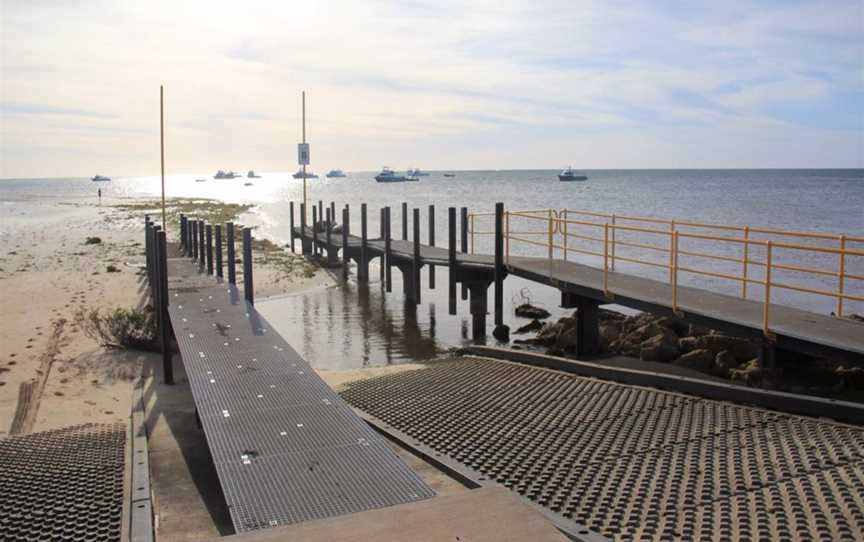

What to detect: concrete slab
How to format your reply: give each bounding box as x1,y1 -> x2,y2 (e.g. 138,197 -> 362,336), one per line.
206,486 -> 569,542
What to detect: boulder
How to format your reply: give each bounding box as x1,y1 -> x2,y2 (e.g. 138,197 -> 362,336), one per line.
515,304 -> 551,319
673,349 -> 715,373
639,332 -> 680,363
713,350 -> 737,376
493,324 -> 510,342
514,319 -> 544,334
688,324 -> 712,338
729,358 -> 762,386
697,334 -> 758,361
655,316 -> 689,337
677,337 -> 700,354
845,313 -> 864,323
599,309 -> 627,322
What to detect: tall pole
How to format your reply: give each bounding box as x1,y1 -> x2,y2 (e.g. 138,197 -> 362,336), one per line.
160,85 -> 166,231
302,91 -> 307,222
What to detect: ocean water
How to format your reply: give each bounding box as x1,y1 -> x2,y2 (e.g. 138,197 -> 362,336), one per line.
3,170 -> 862,368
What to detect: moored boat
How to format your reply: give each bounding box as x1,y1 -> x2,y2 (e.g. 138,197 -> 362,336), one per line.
325,169 -> 346,178
443,173 -> 456,178
293,169 -> 319,179
375,167 -> 412,183
91,175 -> 110,182
558,167 -> 588,181
247,170 -> 261,178
214,170 -> 241,179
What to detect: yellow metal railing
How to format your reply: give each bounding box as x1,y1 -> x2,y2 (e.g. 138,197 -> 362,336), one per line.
468,208 -> 864,336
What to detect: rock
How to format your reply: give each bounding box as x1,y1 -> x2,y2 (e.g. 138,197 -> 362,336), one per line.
729,358 -> 761,386
688,324 -> 712,337
599,323 -> 621,351
493,325 -> 510,342
655,317 -> 689,336
331,224 -> 343,234
639,332 -> 680,362
673,349 -> 715,373
713,350 -> 737,376
599,309 -> 627,322
514,319 -> 544,334
697,334 -> 758,361
844,313 -> 864,323
515,304 -> 551,319
677,336 -> 700,354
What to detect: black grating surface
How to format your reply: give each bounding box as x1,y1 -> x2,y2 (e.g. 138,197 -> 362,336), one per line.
341,357 -> 864,541
0,423 -> 126,542
166,258 -> 434,533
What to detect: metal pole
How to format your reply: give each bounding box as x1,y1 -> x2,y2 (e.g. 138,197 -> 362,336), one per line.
243,228 -> 254,305
226,222 -> 236,285
448,207 -> 457,315
160,85 -> 166,232
157,231 -> 173,385
460,207 -> 468,301
215,224 -> 223,279
428,204 -> 435,289
494,203 -> 504,327
206,225 -> 213,275
342,206 -> 350,278
384,207 -> 392,292
413,208 -> 421,304
289,201 -> 295,253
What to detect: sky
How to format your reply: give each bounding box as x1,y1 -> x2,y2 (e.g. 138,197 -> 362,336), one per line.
1,0 -> 862,177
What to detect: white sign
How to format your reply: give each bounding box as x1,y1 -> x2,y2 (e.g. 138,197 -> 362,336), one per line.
298,143 -> 310,165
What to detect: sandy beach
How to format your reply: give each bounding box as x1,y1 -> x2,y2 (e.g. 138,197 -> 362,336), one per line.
0,196 -> 335,437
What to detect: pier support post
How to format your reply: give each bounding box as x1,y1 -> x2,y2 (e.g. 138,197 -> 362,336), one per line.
206,225 -> 213,275
493,202 -> 508,341
413,208 -> 421,304
300,204 -> 311,255
179,215 -> 186,255
326,208 -> 337,267
191,220 -> 198,260
157,230 -> 173,385
226,222 -> 236,285
561,292 -> 601,357
448,207 -> 457,315
312,205 -> 318,257
198,220 -> 205,272
428,204 -> 435,289
151,225 -> 161,302
461,207 -> 468,300
379,208 -> 386,283
342,206 -> 350,279
402,202 -> 408,241
758,338 -> 776,370
145,220 -> 153,283
468,281 -> 489,340
289,201 -> 295,253
215,225 -> 223,279
243,228 -> 253,305
318,200 -> 323,241
359,203 -> 369,282
384,207 -> 392,292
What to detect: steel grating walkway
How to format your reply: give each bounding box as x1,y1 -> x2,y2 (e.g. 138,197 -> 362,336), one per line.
165,257 -> 434,533
340,357 -> 864,541
0,423 -> 126,542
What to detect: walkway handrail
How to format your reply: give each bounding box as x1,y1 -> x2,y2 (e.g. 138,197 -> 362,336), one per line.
469,207 -> 863,335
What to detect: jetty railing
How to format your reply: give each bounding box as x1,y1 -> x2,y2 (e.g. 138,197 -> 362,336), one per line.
469,208 -> 864,335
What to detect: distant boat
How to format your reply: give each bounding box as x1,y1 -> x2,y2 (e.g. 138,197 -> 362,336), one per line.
558,167 -> 588,181
443,173 -> 456,178
375,167 -> 414,183
325,169 -> 346,178
91,175 -> 110,182
214,170 -> 240,179
407,168 -> 430,177
195,178 -> 206,183
244,182 -> 254,186
293,169 -> 319,179
247,170 -> 261,178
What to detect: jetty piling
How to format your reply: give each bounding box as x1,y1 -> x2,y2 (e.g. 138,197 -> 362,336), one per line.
289,202 -> 295,253
428,205 -> 435,289
191,220 -> 198,260
312,205 -> 318,256
461,207 -> 468,300
359,203 -> 369,282
206,225 -> 213,275
449,207 -> 457,315
226,222 -> 236,285
413,208 -> 421,304
243,228 -> 253,305
179,215 -> 186,255
197,220 -> 205,272
342,206 -> 350,278
402,202 -> 408,241
493,202 -> 507,337
326,208 -> 336,266
215,225 -> 223,279
300,203 -> 310,255
385,207 -> 392,292
379,208 -> 386,283
156,230 -> 173,384
145,220 -> 153,283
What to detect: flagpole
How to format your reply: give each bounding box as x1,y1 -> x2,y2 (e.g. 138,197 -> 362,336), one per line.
302,90 -> 307,222
160,85 -> 166,231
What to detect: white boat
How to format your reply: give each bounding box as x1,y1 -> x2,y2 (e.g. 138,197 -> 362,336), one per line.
293,169 -> 319,179
195,178 -> 206,183
375,167 -> 413,183
214,170 -> 241,179
407,168 -> 430,177
244,182 -> 254,186
91,175 -> 111,182
558,167 -> 588,181
325,169 -> 346,178
247,170 -> 261,178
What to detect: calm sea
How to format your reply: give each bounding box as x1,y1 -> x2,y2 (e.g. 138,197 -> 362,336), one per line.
3,170 -> 862,368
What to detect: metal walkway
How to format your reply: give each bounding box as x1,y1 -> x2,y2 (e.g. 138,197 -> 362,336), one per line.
341,356 -> 864,541
165,256 -> 434,533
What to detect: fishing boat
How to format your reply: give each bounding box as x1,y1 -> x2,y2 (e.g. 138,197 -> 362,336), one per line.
443,173 -> 456,178
407,168 -> 430,177
375,167 -> 412,183
247,170 -> 261,178
91,175 -> 111,182
293,169 -> 319,179
558,167 -> 588,181
325,169 -> 346,178
214,170 -> 240,179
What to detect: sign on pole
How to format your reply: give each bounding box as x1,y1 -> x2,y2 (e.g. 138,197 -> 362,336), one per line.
298,143 -> 310,165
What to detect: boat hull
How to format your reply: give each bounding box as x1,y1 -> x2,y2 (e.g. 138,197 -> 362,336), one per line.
558,175 -> 588,181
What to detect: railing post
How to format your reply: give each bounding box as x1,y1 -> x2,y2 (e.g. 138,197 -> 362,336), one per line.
215,224 -> 223,279
611,214 -> 616,270
547,209 -> 553,260
460,207 -> 468,301
742,226 -> 750,299
763,240 -> 773,336
668,228 -> 675,285
838,235 -> 846,317
603,223 -> 609,297
428,204 -> 435,289
562,209 -> 568,261
243,228 -> 254,305
359,203 -> 368,282
289,201 -> 295,253
226,222 -> 236,285
157,230 -> 173,385
413,208 -> 421,304
402,202 -> 408,241
385,207 -> 392,292
672,231 -> 679,313
206,224 -> 213,275
448,207 -> 457,315
668,220 -> 676,283
342,206 -> 350,279
494,203 -> 505,329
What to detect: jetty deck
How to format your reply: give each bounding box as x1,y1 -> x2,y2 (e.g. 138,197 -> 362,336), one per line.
164,255 -> 435,532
